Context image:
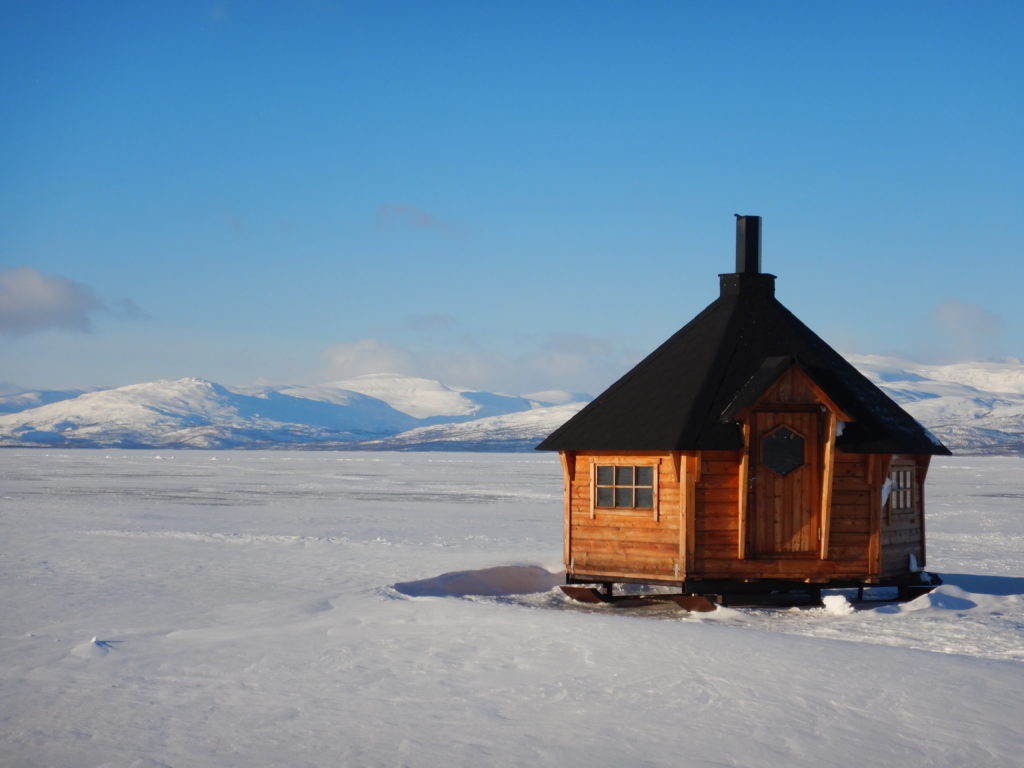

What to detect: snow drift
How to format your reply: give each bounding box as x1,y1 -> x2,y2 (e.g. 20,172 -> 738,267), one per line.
392,565 -> 563,597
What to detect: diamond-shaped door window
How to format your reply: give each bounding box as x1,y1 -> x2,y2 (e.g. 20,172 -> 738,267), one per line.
761,426 -> 805,476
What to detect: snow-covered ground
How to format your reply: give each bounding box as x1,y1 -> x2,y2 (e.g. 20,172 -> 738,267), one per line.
1,451 -> 1021,767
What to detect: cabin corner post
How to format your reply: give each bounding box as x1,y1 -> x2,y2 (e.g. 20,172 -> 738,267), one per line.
679,452 -> 700,578
560,451 -> 576,575
819,411 -> 838,560
737,424 -> 750,559
652,457 -> 661,522
671,451 -> 685,579
670,450 -> 682,483
915,454 -> 931,568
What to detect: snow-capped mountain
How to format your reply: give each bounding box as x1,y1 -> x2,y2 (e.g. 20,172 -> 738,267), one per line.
0,374 -> 586,450
365,403 -> 587,451
280,373 -> 542,423
0,387 -> 96,414
0,377 -> 419,449
1,359 -> 1023,453
850,356 -> 1024,456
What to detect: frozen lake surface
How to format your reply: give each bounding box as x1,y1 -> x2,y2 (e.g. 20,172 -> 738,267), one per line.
1,451 -> 1022,767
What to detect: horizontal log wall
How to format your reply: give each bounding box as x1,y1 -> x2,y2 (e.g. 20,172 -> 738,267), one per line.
563,448 -> 898,585
693,451 -> 742,571
692,450 -> 874,582
568,451 -> 680,581
826,453 -> 874,575
879,455 -> 926,577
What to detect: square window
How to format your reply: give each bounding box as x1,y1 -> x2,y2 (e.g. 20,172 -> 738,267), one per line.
594,464 -> 656,511
888,467 -> 916,516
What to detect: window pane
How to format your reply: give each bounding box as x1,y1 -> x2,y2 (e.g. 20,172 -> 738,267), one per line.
635,466 -> 654,487
889,468 -> 915,512
615,487 -> 633,507
615,466 -> 633,486
596,466 -> 614,486
635,487 -> 654,508
597,486 -> 613,507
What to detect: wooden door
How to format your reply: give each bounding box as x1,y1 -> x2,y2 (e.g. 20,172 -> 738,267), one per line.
747,410 -> 821,556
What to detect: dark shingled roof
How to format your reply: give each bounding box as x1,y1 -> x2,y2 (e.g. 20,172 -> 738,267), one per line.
536,271 -> 950,455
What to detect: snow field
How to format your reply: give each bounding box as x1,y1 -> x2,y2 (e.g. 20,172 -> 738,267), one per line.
1,451 -> 1022,767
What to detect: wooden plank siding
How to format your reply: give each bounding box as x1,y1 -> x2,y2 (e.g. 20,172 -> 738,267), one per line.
561,445 -> 920,586
566,451 -> 682,581
685,366 -> 869,583
693,450 -> 741,571
690,450 -> 875,582
828,453 -> 875,577
879,455 -> 928,578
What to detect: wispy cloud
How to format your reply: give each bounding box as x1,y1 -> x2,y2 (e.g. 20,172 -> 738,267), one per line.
542,333 -> 611,358
111,297 -> 149,322
207,2 -> 228,22
0,267 -> 146,336
405,313 -> 457,332
928,298 -> 1003,361
321,339 -> 417,380
374,203 -> 466,239
320,332 -> 633,395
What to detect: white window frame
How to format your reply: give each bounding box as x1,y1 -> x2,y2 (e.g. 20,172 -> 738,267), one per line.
887,466 -> 916,523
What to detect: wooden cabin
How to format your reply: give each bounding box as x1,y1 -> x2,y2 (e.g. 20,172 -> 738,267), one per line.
537,216 -> 950,599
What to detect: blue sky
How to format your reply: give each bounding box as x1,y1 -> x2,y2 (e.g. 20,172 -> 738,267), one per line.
2,1 -> 1022,395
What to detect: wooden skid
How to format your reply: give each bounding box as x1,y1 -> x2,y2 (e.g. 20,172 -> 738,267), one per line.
560,585 -> 718,612
668,594 -> 717,612
560,586 -> 610,603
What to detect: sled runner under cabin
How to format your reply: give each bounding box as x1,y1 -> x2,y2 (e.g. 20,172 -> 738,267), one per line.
537,215 -> 950,602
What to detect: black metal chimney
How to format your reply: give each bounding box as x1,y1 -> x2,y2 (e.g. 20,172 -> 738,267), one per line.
735,214 -> 761,274
720,214 -> 774,298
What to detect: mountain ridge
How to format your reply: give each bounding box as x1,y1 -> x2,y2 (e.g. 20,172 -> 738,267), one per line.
1,360 -> 1023,454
